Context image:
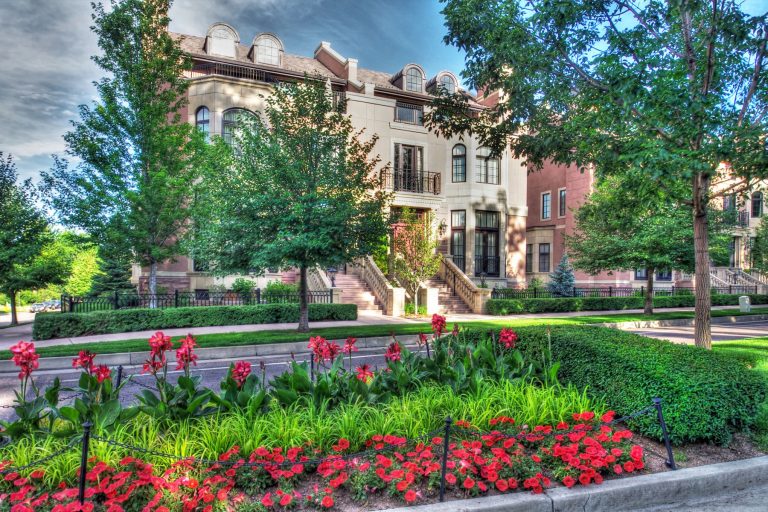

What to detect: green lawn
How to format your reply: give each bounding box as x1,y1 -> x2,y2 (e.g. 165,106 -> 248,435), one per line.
713,336 -> 768,449
4,306 -> 766,360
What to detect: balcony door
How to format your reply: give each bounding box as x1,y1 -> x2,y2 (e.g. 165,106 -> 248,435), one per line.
394,143 -> 424,193
474,211 -> 500,277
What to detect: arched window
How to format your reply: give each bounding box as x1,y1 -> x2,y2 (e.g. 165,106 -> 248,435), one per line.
753,191 -> 764,218
222,108 -> 255,146
254,34 -> 282,66
452,144 -> 466,182
476,147 -> 500,184
405,67 -> 422,92
439,74 -> 456,94
195,107 -> 210,141
206,23 -> 239,58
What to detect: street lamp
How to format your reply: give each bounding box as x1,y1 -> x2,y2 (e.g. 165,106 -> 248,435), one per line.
327,267 -> 337,287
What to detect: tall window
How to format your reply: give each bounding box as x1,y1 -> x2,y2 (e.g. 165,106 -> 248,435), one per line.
634,268 -> 648,281
525,244 -> 533,273
405,67 -> 422,92
558,189 -> 566,217
723,194 -> 735,211
475,211 -> 500,277
222,108 -> 253,146
541,192 -> 551,220
195,107 -> 210,141
439,74 -> 455,94
452,144 -> 466,182
393,143 -> 424,192
752,192 -> 764,218
538,244 -> 551,273
394,102 -> 423,125
475,147 -> 499,184
451,210 -> 466,272
255,37 -> 280,65
656,269 -> 672,281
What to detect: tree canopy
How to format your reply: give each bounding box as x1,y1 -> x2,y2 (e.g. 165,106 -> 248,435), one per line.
429,0 -> 768,347
190,79 -> 390,331
42,0 -> 207,297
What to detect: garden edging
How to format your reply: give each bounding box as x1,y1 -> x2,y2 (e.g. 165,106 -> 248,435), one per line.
385,455 -> 768,512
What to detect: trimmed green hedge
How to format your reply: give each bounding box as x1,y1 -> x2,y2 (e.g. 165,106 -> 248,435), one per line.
486,293 -> 768,315
463,326 -> 767,445
33,304 -> 358,340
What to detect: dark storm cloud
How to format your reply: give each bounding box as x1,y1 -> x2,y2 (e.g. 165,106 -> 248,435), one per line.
1,0 -> 464,182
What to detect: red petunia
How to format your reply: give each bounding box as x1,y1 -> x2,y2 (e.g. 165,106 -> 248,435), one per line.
562,476 -> 576,488
404,489 -> 417,503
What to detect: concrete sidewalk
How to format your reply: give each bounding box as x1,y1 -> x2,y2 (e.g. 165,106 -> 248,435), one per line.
0,304 -> 759,350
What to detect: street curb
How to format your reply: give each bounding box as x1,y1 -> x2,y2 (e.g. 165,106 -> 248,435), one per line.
598,313 -> 768,330
0,334 -> 420,374
385,456 -> 768,512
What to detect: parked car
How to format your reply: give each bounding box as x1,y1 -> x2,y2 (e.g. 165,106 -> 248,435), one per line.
29,303 -> 48,313
43,300 -> 61,311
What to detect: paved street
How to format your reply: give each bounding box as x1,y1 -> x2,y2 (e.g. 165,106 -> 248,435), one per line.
635,483 -> 768,511
625,320 -> 768,344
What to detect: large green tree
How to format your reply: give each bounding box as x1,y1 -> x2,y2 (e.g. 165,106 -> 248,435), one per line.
566,174 -> 731,314
190,80 -> 390,332
0,153 -> 53,325
753,216 -> 768,273
428,0 -> 767,348
42,0 -> 206,301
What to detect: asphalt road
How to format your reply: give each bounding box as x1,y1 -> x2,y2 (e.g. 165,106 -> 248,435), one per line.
625,320 -> 768,344
0,342 -> 424,421
635,483 -> 768,511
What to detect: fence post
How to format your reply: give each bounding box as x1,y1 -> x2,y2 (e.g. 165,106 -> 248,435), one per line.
115,365 -> 123,388
174,289 -> 179,308
113,290 -> 118,310
256,288 -> 262,305
310,354 -> 315,382
652,398 -> 677,470
78,422 -> 92,504
68,295 -> 74,313
439,416 -> 452,502
609,286 -> 613,297
534,287 -> 538,299
329,289 -> 333,304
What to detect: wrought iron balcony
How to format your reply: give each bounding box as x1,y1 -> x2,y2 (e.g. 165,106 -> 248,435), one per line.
380,169 -> 441,195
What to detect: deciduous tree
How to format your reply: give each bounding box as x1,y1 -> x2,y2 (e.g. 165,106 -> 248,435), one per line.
42,0 -> 206,302
190,80 -> 389,332
428,0 -> 768,348
392,208 -> 443,314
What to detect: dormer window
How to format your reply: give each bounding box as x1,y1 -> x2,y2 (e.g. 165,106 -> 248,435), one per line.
405,67 -> 422,92
439,74 -> 456,94
205,23 -> 239,59
252,34 -> 284,66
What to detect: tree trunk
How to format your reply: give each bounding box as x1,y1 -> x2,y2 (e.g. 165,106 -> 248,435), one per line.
693,173 -> 712,349
149,260 -> 158,309
644,270 -> 654,315
298,265 -> 309,332
413,285 -> 419,317
9,290 -> 18,326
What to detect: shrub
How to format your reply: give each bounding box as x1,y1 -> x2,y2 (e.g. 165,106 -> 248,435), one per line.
32,304 -> 357,340
230,277 -> 256,296
486,293 -> 768,315
262,280 -> 299,303
462,326 -> 767,445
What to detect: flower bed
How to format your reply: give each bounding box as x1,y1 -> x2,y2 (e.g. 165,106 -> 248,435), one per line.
0,411 -> 646,511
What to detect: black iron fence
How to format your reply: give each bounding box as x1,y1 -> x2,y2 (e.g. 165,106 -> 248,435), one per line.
61,290 -> 333,313
491,285 -> 759,300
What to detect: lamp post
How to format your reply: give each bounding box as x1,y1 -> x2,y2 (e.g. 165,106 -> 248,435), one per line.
327,267 -> 337,287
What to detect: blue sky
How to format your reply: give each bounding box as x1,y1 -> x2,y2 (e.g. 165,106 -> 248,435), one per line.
0,0 -> 764,183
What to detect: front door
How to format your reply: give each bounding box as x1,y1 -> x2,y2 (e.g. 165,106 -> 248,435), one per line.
394,144 -> 423,193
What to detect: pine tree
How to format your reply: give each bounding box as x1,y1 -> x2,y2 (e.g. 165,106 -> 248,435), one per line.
547,254 -> 575,297
89,248 -> 135,296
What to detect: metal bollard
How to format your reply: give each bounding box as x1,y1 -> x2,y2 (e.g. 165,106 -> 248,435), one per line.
78,422 -> 92,504
115,365 -> 123,388
439,416 -> 452,502
652,398 -> 677,470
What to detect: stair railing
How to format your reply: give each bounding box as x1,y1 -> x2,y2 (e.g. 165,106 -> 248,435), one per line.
438,258 -> 491,314
350,256 -> 405,316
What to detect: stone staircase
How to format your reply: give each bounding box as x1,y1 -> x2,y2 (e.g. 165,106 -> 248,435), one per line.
333,272 -> 384,313
425,276 -> 473,314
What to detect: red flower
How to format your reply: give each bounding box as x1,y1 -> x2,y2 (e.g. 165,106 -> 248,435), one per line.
404,489 -> 417,503
463,477 -> 475,489
231,361 -> 252,388
498,328 -> 518,349
356,364 -> 374,383
333,438 -> 350,452
10,341 -> 39,379
320,495 -> 334,508
431,314 -> 446,336
495,479 -> 509,492
417,333 -> 428,346
562,476 -> 576,488
72,350 -> 96,372
384,342 -> 401,362
148,331 -> 172,355
92,365 -> 111,383
175,334 -> 198,371
342,337 -> 358,354
279,493 -> 293,506
261,492 -> 274,507
309,336 -> 341,363
452,323 -> 459,336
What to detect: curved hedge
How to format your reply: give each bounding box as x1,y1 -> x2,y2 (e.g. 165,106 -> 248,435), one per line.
486,293 -> 768,315
33,304 -> 357,340
463,325 -> 767,445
